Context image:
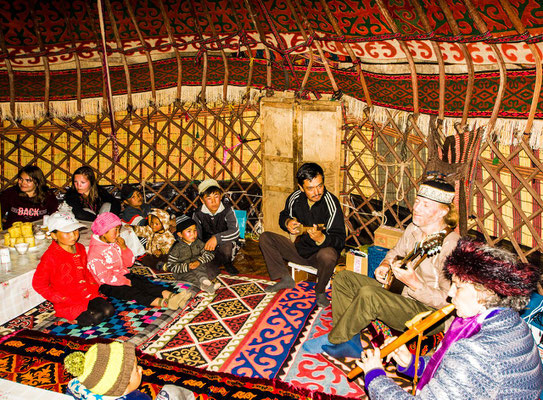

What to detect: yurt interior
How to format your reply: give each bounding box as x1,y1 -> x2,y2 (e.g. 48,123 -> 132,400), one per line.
1,0 -> 543,398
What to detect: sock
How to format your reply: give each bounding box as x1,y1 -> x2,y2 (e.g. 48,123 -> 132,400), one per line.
302,334 -> 331,354
322,334 -> 363,359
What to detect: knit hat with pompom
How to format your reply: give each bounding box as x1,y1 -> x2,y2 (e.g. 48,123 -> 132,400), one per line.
64,341 -> 136,396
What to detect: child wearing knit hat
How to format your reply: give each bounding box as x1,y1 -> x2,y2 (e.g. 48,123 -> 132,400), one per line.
64,341 -> 147,399
87,213 -> 191,310
64,341 -> 194,400
162,216 -> 220,294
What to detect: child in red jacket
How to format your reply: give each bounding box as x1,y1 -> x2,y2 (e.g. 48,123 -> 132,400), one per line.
87,212 -> 191,310
32,211 -> 115,326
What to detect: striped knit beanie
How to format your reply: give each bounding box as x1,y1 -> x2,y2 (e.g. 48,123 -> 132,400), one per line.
64,342 -> 136,396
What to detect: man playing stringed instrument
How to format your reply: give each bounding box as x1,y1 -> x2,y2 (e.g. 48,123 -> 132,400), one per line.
303,178 -> 460,357
259,163 -> 346,307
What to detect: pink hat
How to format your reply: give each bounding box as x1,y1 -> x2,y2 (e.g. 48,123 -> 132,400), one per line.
91,212 -> 122,236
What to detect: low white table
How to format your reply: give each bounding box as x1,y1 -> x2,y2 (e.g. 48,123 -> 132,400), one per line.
0,222 -> 92,325
0,378 -> 71,399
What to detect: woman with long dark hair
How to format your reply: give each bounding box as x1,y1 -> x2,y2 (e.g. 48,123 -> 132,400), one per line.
0,165 -> 59,228
64,166 -> 121,222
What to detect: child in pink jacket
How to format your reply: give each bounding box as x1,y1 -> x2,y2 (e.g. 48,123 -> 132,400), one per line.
87,213 -> 191,310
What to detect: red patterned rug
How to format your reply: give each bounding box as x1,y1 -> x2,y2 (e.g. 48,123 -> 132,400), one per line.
140,274 -> 278,369
0,329 -> 354,400
1,275 -> 420,399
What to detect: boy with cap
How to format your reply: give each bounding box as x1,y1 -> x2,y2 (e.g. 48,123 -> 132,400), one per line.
120,185 -> 151,227
192,179 -> 240,275
163,216 -> 220,294
303,177 -> 460,358
87,212 -> 191,310
32,211 -> 115,326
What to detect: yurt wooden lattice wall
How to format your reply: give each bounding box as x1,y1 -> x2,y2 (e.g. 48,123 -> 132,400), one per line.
0,100 -> 263,232
2,98 -> 543,266
341,109 -> 543,265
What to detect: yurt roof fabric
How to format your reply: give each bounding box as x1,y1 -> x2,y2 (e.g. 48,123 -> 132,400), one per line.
1,0 -> 543,130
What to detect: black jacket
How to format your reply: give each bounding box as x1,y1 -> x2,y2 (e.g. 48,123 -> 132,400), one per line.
64,186 -> 121,221
193,203 -> 240,244
279,189 -> 345,258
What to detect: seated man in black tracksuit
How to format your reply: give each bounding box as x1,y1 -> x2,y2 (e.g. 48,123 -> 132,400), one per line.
192,179 -> 240,276
259,163 -> 345,307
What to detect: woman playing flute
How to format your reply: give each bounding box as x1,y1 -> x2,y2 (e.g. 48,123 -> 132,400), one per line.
358,238 -> 543,399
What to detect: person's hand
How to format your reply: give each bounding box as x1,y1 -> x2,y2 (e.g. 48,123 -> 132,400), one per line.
205,236 -> 218,251
382,338 -> 412,368
374,263 -> 390,285
356,348 -> 384,375
307,225 -> 325,243
189,261 -> 200,270
391,260 -> 422,290
286,218 -> 301,235
116,236 -> 127,249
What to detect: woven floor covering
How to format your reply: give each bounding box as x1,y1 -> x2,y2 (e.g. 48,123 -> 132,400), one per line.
0,266 -> 191,346
0,273 -> 413,398
0,329 -> 355,400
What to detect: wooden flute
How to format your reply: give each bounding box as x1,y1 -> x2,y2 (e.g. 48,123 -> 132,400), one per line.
347,303 -> 455,379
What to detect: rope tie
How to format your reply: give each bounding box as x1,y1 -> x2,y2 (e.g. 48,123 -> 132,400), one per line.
378,157 -> 408,225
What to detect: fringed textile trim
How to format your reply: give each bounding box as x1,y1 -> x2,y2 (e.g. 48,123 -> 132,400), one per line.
343,95 -> 543,150
0,86 -> 262,122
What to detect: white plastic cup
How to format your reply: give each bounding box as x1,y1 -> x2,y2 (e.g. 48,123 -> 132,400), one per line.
0,248 -> 10,263
14,243 -> 29,255
43,215 -> 49,227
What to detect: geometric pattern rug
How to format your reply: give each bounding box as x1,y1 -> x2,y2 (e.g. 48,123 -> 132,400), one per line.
0,329 -> 356,400
140,274 -> 277,370
0,273 -> 192,347
0,273 -> 416,399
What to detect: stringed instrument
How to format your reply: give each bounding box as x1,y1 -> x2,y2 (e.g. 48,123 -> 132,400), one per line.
347,303 -> 455,380
383,228 -> 452,294
289,221 -> 325,242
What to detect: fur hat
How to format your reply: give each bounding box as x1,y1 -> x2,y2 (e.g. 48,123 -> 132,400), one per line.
92,212 -> 122,236
444,238 -> 540,298
417,178 -> 455,204
176,216 -> 197,234
64,342 -> 136,396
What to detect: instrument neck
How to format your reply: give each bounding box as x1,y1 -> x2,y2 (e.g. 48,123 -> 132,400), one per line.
419,221 -> 449,237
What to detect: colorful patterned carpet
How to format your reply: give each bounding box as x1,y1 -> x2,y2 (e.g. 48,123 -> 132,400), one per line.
0,267 -> 192,346
0,329 -> 355,400
0,273 -> 415,399
141,274 -> 277,370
